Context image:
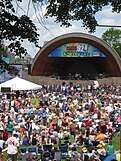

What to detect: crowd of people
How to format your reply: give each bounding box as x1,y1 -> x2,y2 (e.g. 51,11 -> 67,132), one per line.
0,83 -> 120,161
51,72 -> 108,80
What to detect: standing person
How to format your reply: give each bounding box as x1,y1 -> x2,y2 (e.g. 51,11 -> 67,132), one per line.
6,116 -> 14,133
0,136 -> 5,150
3,129 -> 8,142
5,133 -> 19,161
106,141 -> 115,156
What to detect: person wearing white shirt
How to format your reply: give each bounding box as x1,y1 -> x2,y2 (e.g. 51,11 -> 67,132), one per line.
105,105 -> 113,115
5,133 -> 19,161
0,136 -> 5,149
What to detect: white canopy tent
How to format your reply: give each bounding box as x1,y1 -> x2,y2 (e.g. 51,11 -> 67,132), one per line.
0,77 -> 42,91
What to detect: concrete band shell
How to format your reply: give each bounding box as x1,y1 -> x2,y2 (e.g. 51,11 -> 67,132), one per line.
31,33 -> 121,76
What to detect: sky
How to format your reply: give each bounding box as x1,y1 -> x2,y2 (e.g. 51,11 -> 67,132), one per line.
13,1 -> 121,58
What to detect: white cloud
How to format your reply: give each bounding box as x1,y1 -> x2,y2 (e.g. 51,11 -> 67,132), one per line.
36,20 -> 87,45
99,18 -> 116,25
96,6 -> 121,27
101,6 -> 121,18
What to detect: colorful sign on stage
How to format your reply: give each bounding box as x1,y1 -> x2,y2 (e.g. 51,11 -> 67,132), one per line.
48,43 -> 106,57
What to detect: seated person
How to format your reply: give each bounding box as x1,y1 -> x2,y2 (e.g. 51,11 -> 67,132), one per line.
21,135 -> 29,146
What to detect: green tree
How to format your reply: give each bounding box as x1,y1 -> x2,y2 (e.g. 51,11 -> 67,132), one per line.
0,1 -> 39,56
102,28 -> 121,57
43,0 -> 121,32
113,42 -> 121,57
0,0 -> 39,73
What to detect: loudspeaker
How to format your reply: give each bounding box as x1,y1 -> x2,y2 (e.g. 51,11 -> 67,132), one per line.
1,87 -> 11,93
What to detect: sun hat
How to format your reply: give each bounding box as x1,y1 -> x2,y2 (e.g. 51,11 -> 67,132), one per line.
96,144 -> 102,148
82,147 -> 87,152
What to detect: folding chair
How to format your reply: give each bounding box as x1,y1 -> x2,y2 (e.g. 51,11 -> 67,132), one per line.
42,151 -> 51,161
28,147 -> 36,153
54,149 -> 62,161
59,143 -> 68,153
28,147 -> 37,155
59,143 -> 68,156
21,148 -> 27,153
42,144 -> 52,160
37,145 -> 43,160
43,144 -> 52,151
20,147 -> 27,161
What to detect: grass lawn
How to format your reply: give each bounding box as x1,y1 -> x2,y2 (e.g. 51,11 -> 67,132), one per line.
30,98 -> 40,107
112,131 -> 120,151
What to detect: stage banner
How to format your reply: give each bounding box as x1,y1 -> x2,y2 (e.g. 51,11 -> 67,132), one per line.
48,43 -> 106,57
